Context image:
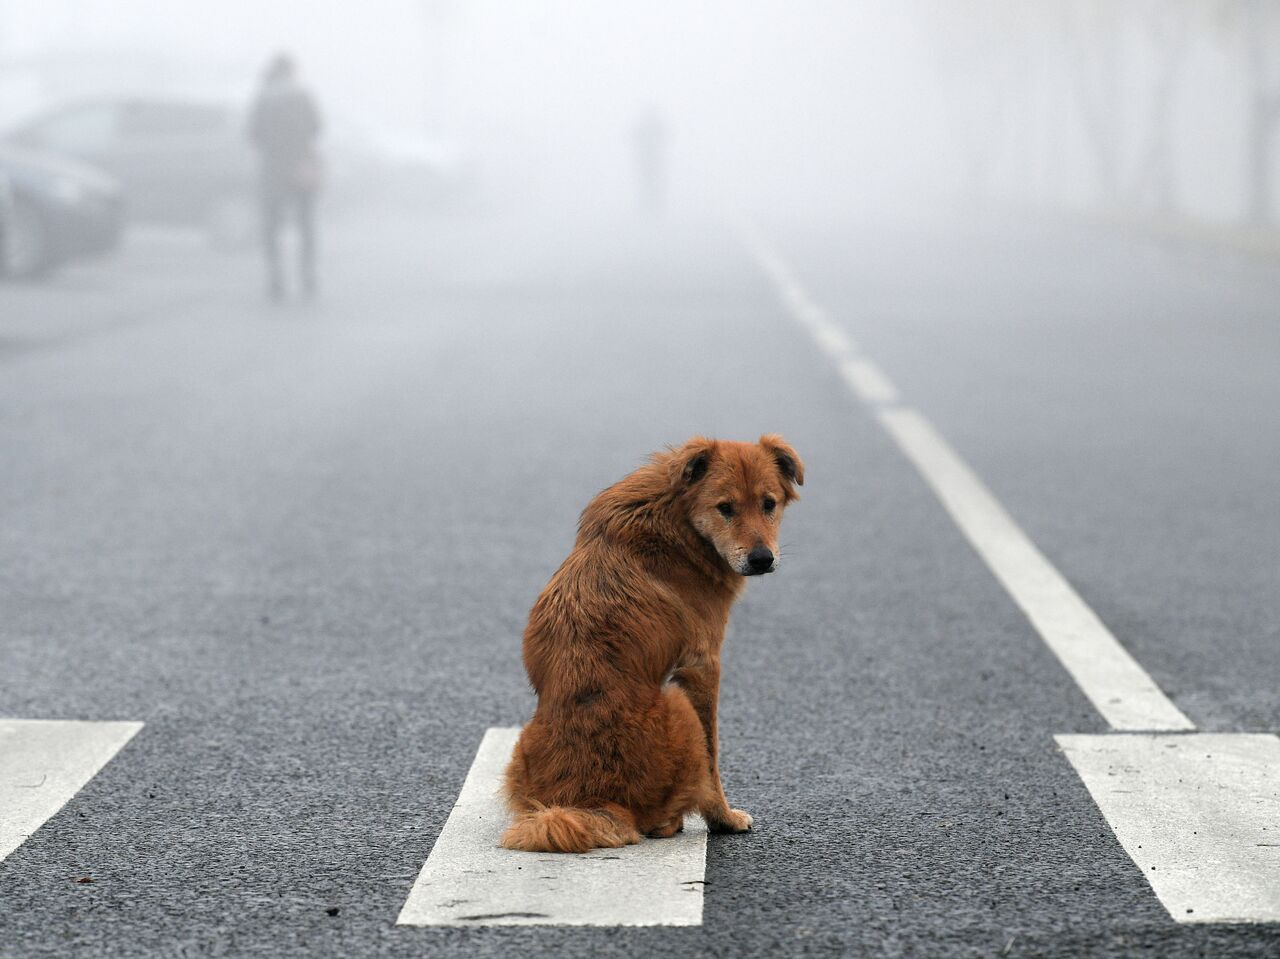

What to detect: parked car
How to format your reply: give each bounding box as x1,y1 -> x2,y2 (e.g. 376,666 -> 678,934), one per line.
4,97 -> 478,244
0,146 -> 123,278
3,97 -> 256,246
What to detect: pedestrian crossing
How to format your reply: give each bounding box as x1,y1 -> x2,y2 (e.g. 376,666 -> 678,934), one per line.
6,712 -> 1279,928
0,719 -> 714,928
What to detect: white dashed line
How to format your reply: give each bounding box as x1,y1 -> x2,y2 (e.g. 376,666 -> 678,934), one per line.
878,407 -> 1193,732
397,727 -> 707,927
839,356 -> 900,407
742,225 -> 1280,923
0,719 -> 143,863
743,225 -> 1192,732
810,317 -> 857,360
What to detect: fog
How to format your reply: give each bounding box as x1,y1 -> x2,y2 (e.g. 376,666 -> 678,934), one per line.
1,0 -> 1278,276
0,2 -> 947,220
4,2 -> 1279,226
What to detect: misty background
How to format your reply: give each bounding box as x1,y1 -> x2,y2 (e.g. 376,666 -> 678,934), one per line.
2,0 -> 1277,226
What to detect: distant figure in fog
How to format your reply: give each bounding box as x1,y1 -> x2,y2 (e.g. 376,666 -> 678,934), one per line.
248,53 -> 322,301
632,107 -> 667,213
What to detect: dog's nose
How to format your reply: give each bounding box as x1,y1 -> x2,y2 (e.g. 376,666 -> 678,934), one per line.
746,546 -> 774,573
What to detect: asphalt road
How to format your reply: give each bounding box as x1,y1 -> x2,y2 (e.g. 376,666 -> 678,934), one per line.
0,209 -> 1277,957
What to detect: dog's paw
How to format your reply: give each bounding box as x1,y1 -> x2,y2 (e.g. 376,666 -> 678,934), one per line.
708,808 -> 753,833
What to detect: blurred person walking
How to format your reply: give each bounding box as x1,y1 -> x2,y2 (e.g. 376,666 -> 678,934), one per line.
248,53 -> 322,301
632,107 -> 667,213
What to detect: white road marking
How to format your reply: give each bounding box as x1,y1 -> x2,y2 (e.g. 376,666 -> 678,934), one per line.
1057,733 -> 1280,922
0,719 -> 143,862
810,317 -> 856,360
397,727 -> 708,927
743,227 -> 1280,922
839,357 -> 900,406
744,227 -> 1192,732
877,408 -> 1193,732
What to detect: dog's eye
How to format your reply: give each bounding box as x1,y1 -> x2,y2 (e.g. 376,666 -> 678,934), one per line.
717,502 -> 734,519
762,497 -> 776,513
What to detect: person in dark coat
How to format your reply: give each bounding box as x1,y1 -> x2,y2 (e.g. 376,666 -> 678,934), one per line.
248,53 -> 322,300
632,107 -> 667,214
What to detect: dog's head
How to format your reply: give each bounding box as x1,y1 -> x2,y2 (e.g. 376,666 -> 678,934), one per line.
668,434 -> 804,576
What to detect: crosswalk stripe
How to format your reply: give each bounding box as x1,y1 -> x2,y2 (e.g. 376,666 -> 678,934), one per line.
1058,733 -> 1280,922
0,719 -> 144,863
397,727 -> 707,927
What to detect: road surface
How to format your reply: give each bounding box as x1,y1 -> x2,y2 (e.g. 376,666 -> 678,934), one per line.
1,210 -> 1277,957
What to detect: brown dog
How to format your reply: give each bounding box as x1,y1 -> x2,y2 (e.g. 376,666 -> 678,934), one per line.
501,434 -> 803,853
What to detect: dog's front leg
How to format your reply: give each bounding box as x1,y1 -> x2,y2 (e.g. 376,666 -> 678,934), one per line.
671,658 -> 752,833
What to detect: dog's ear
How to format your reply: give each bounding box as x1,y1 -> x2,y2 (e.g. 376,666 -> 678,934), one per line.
759,434 -> 804,494
668,436 -> 717,489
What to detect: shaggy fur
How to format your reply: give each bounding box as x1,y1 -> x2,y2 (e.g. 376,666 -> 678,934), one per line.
502,434 -> 804,853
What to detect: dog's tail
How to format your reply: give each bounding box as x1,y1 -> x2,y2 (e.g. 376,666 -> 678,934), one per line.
501,802 -> 640,854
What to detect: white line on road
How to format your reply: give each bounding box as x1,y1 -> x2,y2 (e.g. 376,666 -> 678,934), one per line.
741,226 -> 1280,923
839,357 -> 900,407
0,719 -> 144,863
809,315 -> 857,360
1058,733 -> 1280,922
878,408 -> 1193,732
743,228 -> 1192,732
397,727 -> 707,927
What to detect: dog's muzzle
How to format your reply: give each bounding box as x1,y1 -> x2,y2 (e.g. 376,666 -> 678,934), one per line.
744,546 -> 775,575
